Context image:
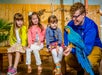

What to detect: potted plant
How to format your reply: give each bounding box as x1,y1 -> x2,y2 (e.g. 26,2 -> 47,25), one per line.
0,18 -> 12,46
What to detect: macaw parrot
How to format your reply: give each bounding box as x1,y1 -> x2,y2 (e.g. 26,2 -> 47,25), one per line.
64,26 -> 94,75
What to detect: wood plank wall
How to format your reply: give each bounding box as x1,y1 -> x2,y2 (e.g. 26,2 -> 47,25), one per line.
0,4 -> 100,34
0,4 -> 101,70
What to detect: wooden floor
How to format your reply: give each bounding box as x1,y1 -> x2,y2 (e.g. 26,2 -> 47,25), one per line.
1,67 -> 77,75
0,55 -> 77,75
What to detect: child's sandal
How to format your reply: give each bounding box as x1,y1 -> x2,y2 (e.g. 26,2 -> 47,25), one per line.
53,68 -> 57,73
38,66 -> 42,74
55,66 -> 62,75
27,67 -> 32,73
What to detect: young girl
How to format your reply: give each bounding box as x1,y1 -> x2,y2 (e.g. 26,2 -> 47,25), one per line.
26,12 -> 45,74
46,15 -> 63,75
7,13 -> 27,75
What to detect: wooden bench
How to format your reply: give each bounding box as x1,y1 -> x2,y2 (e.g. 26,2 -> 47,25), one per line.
0,47 -> 66,74
0,47 -> 8,71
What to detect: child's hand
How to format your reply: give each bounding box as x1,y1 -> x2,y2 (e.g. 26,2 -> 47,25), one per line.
28,44 -> 31,48
22,46 -> 26,50
56,46 -> 59,52
63,45 -> 72,56
37,41 -> 41,45
46,49 -> 50,52
56,46 -> 59,56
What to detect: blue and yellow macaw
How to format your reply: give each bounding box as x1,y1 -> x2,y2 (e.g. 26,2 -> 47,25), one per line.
65,26 -> 94,75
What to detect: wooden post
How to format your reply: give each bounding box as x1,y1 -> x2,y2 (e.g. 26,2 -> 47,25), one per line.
60,0 -> 66,74
0,54 -> 3,71
60,0 -> 65,37
84,0 -> 88,14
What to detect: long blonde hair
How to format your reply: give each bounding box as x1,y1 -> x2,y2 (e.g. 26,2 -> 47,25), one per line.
13,13 -> 24,37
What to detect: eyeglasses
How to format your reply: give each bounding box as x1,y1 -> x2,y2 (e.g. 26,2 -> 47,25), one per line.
72,13 -> 82,19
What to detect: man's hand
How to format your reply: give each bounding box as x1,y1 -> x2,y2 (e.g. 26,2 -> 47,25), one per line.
63,45 -> 72,56
22,46 -> 26,50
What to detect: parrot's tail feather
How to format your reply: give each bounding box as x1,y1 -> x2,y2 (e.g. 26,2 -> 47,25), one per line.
76,47 -> 94,75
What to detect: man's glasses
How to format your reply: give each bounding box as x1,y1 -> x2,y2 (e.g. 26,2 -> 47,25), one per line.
72,13 -> 82,19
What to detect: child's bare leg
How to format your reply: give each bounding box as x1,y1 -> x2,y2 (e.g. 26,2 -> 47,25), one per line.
8,53 -> 13,67
13,52 -> 20,69
7,52 -> 18,75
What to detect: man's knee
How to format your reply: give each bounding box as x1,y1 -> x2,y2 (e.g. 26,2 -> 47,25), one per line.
99,59 -> 102,75
93,64 -> 100,74
88,46 -> 102,74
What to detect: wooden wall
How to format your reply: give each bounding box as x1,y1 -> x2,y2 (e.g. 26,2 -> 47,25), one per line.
0,4 -> 100,33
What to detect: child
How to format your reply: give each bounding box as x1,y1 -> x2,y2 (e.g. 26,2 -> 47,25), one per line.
7,13 -> 27,75
46,15 -> 63,75
26,12 -> 45,74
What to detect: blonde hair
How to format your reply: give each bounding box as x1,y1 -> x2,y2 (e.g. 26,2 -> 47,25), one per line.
13,13 -> 24,37
70,2 -> 86,17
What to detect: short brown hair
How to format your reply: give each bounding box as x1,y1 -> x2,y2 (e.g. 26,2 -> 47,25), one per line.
48,15 -> 58,24
70,2 -> 86,17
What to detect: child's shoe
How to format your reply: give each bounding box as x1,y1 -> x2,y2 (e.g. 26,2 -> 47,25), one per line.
8,67 -> 17,75
7,66 -> 12,75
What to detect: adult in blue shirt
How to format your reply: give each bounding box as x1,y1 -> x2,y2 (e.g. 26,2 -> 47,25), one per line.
64,2 -> 102,75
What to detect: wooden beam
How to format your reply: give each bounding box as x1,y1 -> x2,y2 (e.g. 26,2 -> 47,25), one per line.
60,0 -> 65,35
84,0 -> 88,13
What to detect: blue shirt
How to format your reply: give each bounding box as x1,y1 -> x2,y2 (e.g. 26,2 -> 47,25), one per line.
64,17 -> 102,56
46,26 -> 62,48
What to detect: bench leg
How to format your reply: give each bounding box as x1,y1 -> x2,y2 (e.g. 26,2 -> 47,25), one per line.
21,54 -> 24,63
0,54 -> 3,71
61,56 -> 66,75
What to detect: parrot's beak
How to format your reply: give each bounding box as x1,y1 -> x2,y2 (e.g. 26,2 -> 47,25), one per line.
65,28 -> 70,34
